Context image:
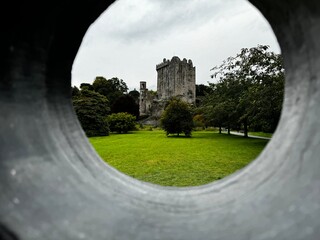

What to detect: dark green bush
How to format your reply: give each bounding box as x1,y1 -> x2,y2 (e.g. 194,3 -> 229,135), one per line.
160,98 -> 193,137
72,90 -> 110,137
107,112 -> 136,133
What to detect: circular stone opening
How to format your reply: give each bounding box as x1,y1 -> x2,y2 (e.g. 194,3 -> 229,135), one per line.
71,0 -> 283,187
1,0 -> 320,239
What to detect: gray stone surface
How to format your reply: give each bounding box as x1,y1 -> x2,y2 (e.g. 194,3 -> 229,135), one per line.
1,0 -> 320,239
156,56 -> 196,104
139,56 -> 196,118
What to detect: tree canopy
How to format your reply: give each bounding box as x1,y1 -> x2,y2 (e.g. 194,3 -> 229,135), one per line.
92,76 -> 128,107
72,89 -> 110,137
111,94 -> 139,119
195,84 -> 212,106
204,45 -> 285,136
128,89 -> 140,104
160,98 -> 193,137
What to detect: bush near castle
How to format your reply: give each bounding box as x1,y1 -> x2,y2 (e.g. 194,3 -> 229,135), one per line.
107,112 -> 136,134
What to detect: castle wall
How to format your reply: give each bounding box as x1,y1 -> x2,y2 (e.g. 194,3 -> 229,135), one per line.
156,56 -> 196,104
139,81 -> 151,116
139,56 -> 196,119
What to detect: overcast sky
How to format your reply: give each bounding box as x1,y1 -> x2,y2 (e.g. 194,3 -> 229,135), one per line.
71,0 -> 280,91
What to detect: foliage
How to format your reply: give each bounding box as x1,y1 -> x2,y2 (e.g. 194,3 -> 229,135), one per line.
80,83 -> 94,91
111,94 -> 139,119
160,98 -> 193,137
196,84 -> 212,97
107,112 -> 136,134
72,90 -> 110,137
195,84 -> 212,106
71,86 -> 80,97
193,114 -> 206,129
204,45 -> 284,136
148,90 -> 157,97
92,76 -> 128,107
128,89 -> 140,104
90,130 -> 268,187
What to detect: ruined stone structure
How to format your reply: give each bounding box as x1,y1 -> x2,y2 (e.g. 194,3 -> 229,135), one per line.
139,56 -> 196,118
156,56 -> 196,104
139,81 -> 155,116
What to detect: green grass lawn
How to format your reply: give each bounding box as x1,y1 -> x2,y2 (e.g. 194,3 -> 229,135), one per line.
249,131 -> 273,138
89,130 -> 269,187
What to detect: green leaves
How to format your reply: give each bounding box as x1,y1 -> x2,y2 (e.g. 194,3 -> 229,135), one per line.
107,112 -> 136,134
72,90 -> 110,137
92,76 -> 128,107
160,98 -> 193,137
205,45 -> 284,134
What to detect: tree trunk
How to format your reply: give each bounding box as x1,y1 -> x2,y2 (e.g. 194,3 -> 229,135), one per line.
219,126 -> 222,134
243,119 -> 248,138
227,124 -> 230,135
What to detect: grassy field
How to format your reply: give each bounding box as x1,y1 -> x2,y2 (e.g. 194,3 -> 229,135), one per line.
89,130 -> 269,187
249,132 -> 273,138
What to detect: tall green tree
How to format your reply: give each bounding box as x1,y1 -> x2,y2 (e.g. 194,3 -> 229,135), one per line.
92,76 -> 128,108
128,89 -> 140,104
72,89 -> 110,137
111,94 -> 139,119
161,98 -> 193,137
205,45 -> 284,136
195,84 -> 212,106
80,83 -> 94,91
71,86 -> 80,97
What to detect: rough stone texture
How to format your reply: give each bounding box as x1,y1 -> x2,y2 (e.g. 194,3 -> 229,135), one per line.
139,81 -> 157,116
156,56 -> 196,104
140,56 -> 196,118
1,0 -> 320,240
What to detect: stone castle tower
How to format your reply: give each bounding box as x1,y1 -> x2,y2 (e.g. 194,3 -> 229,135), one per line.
156,56 -> 196,104
139,81 -> 151,116
139,56 -> 196,119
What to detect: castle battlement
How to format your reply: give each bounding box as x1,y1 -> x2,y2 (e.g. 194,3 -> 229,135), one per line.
156,56 -> 193,70
156,58 -> 170,70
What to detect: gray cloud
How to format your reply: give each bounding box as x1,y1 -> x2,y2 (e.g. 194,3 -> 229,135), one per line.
72,0 -> 280,90
91,0 -> 245,43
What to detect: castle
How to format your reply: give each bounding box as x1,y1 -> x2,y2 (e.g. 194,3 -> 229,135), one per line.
139,56 -> 196,121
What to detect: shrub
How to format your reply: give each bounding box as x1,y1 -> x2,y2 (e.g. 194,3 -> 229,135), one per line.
107,112 -> 136,133
193,114 -> 205,129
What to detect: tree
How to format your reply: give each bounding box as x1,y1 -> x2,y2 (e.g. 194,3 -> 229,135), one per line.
92,76 -> 128,107
71,86 -> 80,97
160,98 -> 193,137
80,83 -> 93,91
128,89 -> 140,104
72,89 -> 110,137
196,84 -> 212,107
107,112 -> 136,134
111,94 -> 139,119
196,84 -> 212,97
207,45 -> 284,136
193,114 -> 206,129
202,81 -> 239,134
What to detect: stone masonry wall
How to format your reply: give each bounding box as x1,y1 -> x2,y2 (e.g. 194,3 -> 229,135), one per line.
139,56 -> 196,119
156,56 -> 196,104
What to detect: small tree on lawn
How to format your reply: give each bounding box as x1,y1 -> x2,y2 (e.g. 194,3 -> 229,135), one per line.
107,112 -> 136,133
160,98 -> 193,137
